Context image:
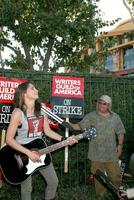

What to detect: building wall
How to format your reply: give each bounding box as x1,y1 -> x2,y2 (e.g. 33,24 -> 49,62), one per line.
98,19 -> 134,76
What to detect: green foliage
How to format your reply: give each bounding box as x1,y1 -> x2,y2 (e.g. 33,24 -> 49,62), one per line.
0,0 -> 110,72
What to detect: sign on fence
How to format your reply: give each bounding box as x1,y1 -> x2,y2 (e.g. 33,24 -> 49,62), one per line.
51,75 -> 84,172
0,77 -> 26,127
52,75 -> 84,118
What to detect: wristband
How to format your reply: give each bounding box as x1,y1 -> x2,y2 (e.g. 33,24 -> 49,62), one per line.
118,144 -> 123,146
61,136 -> 68,141
61,136 -> 65,141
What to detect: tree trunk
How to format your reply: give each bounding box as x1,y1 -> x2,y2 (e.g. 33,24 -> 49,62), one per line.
42,38 -> 55,71
23,44 -> 34,70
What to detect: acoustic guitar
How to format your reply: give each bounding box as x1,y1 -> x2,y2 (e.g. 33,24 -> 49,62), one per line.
0,126 -> 96,185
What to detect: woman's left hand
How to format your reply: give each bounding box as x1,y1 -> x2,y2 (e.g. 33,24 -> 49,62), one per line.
67,135 -> 78,146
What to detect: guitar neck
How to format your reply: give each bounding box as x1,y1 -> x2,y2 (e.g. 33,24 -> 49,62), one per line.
39,134 -> 83,155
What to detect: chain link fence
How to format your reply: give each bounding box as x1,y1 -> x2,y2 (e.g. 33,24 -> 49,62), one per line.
0,69 -> 134,188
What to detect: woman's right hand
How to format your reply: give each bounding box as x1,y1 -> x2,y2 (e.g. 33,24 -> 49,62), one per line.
28,151 -> 41,162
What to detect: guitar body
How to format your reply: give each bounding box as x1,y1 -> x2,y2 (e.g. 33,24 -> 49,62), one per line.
0,139 -> 51,185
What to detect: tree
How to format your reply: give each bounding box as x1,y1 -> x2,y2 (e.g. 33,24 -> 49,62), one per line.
0,0 -> 109,72
122,0 -> 134,22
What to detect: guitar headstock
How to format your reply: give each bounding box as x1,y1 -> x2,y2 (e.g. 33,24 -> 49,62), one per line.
82,126 -> 97,140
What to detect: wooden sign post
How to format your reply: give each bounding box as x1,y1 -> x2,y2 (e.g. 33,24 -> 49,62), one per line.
64,117 -> 69,173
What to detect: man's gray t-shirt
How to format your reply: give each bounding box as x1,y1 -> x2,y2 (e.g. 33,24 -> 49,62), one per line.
79,111 -> 125,162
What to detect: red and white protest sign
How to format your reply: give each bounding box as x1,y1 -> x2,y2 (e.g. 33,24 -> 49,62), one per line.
0,77 -> 27,104
0,77 -> 27,126
52,76 -> 84,98
0,77 -> 59,129
52,76 -> 84,118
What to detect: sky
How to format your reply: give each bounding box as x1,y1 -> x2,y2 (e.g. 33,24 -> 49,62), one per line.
0,0 -> 131,65
98,0 -> 131,31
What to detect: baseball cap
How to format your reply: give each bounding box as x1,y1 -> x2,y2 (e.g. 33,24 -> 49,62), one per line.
99,95 -> 112,104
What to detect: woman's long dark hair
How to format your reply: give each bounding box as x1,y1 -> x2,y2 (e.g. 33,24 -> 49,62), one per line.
13,81 -> 41,115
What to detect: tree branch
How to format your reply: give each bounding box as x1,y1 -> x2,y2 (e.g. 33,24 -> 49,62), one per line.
122,0 -> 134,23
4,44 -> 29,68
22,43 -> 34,70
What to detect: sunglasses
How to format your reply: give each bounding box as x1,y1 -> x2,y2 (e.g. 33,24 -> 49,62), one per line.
98,101 -> 107,106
